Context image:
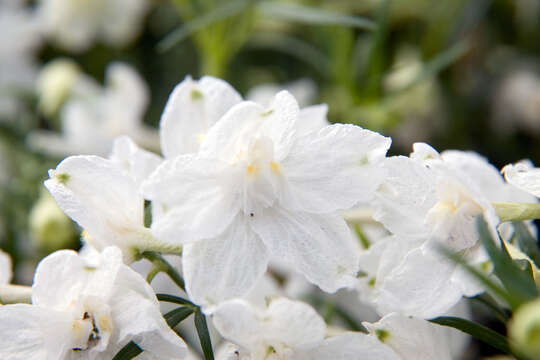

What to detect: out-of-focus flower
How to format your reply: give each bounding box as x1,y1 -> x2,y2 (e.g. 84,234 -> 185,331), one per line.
0,246 -> 188,359
37,0 -> 150,52
0,0 -> 41,120
0,249 -> 12,286
29,189 -> 76,252
509,297 -> 540,359
44,136 -> 175,263
502,160 -> 540,198
246,78 -> 317,108
144,86 -> 390,310
36,58 -> 81,117
29,62 -> 158,156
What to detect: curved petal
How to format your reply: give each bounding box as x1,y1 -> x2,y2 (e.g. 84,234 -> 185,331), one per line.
281,124 -> 390,213
110,136 -> 162,186
252,208 -> 359,292
502,161 -> 540,198
160,76 -> 242,158
142,154 -> 240,244
184,216 -> 269,310
296,104 -> 329,137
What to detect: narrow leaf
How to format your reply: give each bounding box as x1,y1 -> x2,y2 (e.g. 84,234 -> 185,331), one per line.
257,3 -> 376,30
513,221 -> 540,268
194,310 -> 215,360
157,0 -> 250,52
430,316 -> 512,356
476,216 -> 538,307
165,306 -> 195,328
112,341 -> 143,360
470,293 -> 510,322
157,293 -> 198,308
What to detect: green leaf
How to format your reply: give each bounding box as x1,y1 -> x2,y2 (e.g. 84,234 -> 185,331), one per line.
257,3 -> 376,30
164,306 -> 195,328
194,310 -> 215,360
513,221 -> 540,268
476,216 -> 538,308
470,293 -> 510,323
156,293 -> 198,309
430,316 -> 513,356
142,252 -> 185,291
112,341 -> 143,360
157,0 -> 251,52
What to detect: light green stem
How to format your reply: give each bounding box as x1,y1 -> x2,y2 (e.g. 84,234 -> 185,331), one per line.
142,252 -> 185,291
0,285 -> 32,304
494,202 -> 540,223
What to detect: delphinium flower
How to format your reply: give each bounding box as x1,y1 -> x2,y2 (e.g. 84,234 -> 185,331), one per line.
212,297 -> 457,360
0,246 -> 188,359
0,0 -> 41,120
362,142 -> 536,318
143,85 -> 391,310
37,0 -> 149,52
45,136 -> 178,263
502,160 -> 540,198
29,62 -> 158,156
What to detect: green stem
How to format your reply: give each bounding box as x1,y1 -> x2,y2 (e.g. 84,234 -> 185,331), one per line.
494,202 -> 540,223
142,252 -> 185,291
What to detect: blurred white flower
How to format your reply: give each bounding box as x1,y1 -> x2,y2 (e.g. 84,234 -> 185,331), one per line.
29,62 -> 158,156
212,297 -> 457,360
37,0 -> 150,52
0,246 -> 188,359
246,78 -> 317,108
0,249 -> 12,286
144,89 -> 390,309
36,58 -> 81,117
44,136 -> 176,263
0,0 -> 41,120
502,160 -> 540,198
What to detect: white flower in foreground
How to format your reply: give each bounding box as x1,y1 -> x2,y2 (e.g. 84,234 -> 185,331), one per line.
144,90 -> 390,308
45,136 -> 176,263
0,249 -> 12,285
0,0 -> 41,119
29,62 -> 158,156
0,247 -> 187,359
37,0 -> 149,51
212,297 -> 456,360
502,161 -> 540,198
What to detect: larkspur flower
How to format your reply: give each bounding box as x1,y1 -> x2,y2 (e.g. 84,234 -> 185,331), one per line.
44,136 -> 178,263
502,160 -> 540,198
212,297 -> 457,360
143,87 -> 390,309
0,246 -> 187,359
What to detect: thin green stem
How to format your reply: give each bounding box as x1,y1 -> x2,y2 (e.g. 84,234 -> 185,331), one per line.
142,251 -> 185,291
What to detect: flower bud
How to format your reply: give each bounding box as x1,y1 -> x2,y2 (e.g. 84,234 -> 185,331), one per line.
509,297 -> 540,359
37,58 -> 80,117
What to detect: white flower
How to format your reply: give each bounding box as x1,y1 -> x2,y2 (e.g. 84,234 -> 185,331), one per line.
212,297 -> 455,360
37,0 -> 149,51
36,58 -> 81,117
246,78 -> 317,108
502,160 -> 540,198
0,0 -> 41,119
144,90 -> 390,308
44,136 -> 176,263
0,249 -> 12,286
0,246 -> 187,359
28,62 -> 158,156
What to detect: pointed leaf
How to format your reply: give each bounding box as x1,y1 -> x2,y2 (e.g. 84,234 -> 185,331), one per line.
156,293 -> 197,308
164,306 -> 195,328
513,221 -> 540,268
195,309 -> 215,360
112,341 -> 143,360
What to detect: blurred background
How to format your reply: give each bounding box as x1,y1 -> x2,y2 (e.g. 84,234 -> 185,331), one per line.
1,1 -> 539,356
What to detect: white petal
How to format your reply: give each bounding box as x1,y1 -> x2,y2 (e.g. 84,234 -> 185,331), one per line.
0,249 -> 12,285
111,264 -> 187,359
184,216 -> 269,310
502,161 -> 540,198
143,154 -> 240,243
363,313 -> 453,360
376,248 -> 465,318
0,304 -> 74,359
296,104 -> 329,137
44,155 -> 146,259
281,124 -> 390,213
374,156 -> 437,237
200,91 -> 299,162
298,332 -> 399,360
252,208 -> 359,292
110,136 -> 162,186
160,76 -> 242,158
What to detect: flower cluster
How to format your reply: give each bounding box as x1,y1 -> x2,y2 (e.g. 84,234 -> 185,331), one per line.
1,75 -> 540,359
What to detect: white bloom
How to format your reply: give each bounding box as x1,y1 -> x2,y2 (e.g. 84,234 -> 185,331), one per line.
0,0 -> 41,119
44,136 -> 175,263
502,160 -> 540,198
36,58 -> 81,116
37,0 -> 149,51
246,78 -> 317,108
0,249 -> 12,285
144,90 -> 390,308
0,246 -> 187,359
212,298 -> 455,360
29,62 -> 158,156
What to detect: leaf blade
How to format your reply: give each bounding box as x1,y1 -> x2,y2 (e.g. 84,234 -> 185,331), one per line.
194,310 -> 215,360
